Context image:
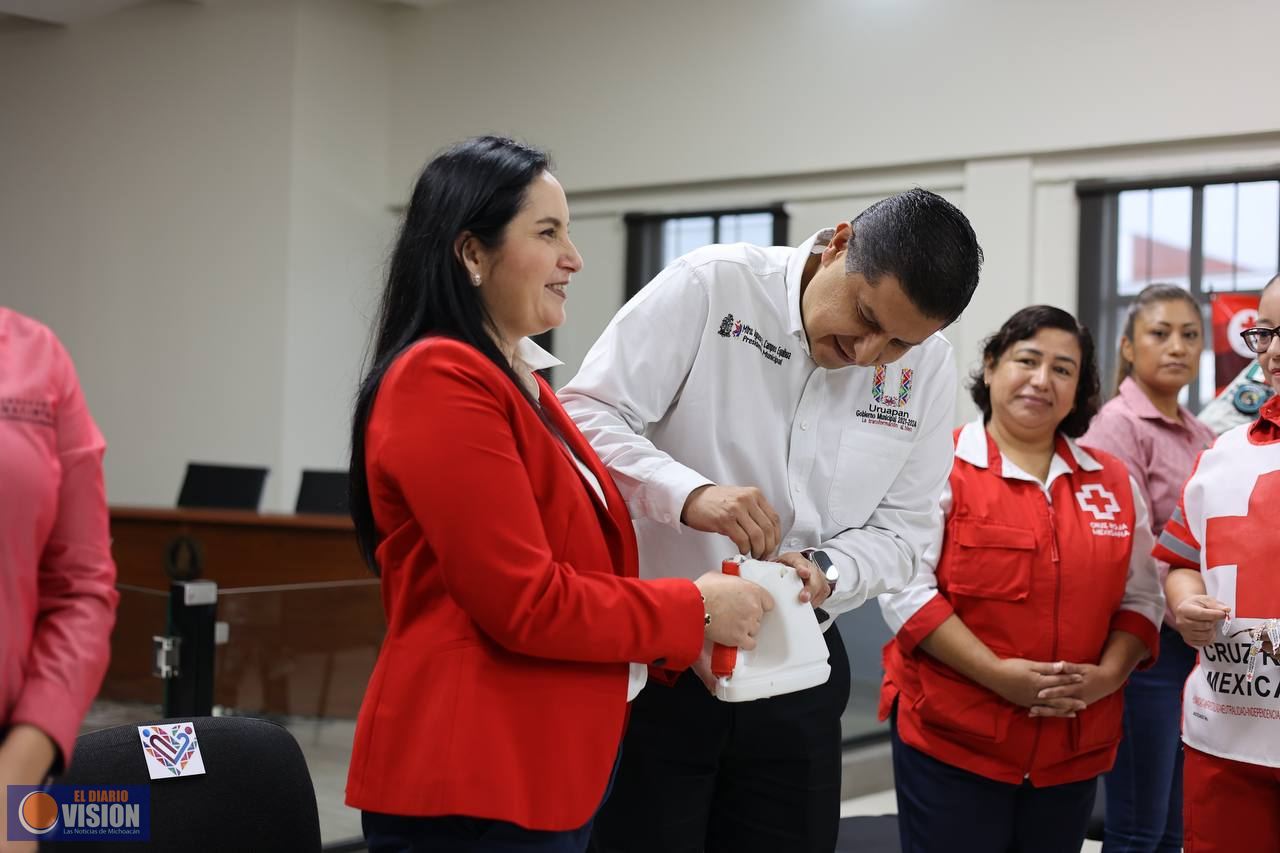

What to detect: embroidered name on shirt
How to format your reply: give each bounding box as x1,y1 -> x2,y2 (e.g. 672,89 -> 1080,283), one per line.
0,397 -> 54,427
717,313 -> 792,366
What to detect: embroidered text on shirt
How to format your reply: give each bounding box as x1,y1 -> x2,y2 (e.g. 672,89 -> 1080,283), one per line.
0,397 -> 54,427
717,313 -> 792,366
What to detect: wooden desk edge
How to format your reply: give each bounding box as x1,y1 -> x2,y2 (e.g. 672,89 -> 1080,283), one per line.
110,505 -> 354,531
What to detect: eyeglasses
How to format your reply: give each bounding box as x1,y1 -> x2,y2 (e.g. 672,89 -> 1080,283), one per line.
1240,324 -> 1280,355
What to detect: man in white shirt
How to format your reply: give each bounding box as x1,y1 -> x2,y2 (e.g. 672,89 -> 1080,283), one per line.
560,189 -> 984,853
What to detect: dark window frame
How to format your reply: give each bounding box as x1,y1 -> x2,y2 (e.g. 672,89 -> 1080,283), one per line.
623,204 -> 789,300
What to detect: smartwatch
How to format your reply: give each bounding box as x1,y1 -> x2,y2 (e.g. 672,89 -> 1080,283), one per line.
801,548 -> 839,589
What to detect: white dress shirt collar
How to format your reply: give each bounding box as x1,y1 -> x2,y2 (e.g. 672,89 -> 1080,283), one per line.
513,337 -> 564,399
783,229 -> 836,357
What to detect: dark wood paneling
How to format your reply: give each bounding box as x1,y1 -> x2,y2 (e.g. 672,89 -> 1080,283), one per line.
104,507 -> 384,718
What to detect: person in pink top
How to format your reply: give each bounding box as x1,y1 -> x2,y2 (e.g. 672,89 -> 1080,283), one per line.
1079,283 -> 1216,853
0,307 -> 118,848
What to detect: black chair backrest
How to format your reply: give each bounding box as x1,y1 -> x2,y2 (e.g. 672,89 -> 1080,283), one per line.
294,469 -> 349,515
177,463 -> 268,511
45,716 -> 321,853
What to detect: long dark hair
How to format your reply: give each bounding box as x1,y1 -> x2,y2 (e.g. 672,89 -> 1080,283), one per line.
968,305 -> 1101,438
1113,283 -> 1203,395
349,136 -> 551,574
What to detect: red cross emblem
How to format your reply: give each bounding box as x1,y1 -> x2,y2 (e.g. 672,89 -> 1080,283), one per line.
1075,484 -> 1121,520
1204,470 -> 1280,618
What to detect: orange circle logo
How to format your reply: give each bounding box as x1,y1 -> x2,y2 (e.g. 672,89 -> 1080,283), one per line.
18,791 -> 59,834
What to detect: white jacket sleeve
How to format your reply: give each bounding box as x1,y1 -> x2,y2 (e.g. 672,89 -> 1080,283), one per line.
822,353 -> 957,617
876,480 -> 951,634
558,260 -> 715,529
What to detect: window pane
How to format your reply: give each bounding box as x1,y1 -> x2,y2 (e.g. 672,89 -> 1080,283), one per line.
1116,188 -> 1193,296
1238,182 -> 1280,290
718,212 -> 774,246
718,214 -> 741,243
1202,181 -> 1279,292
661,216 -> 714,266
1203,183 -> 1234,291
1116,191 -> 1148,296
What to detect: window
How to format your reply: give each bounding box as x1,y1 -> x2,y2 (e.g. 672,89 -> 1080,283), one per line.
624,205 -> 788,300
1079,173 -> 1280,410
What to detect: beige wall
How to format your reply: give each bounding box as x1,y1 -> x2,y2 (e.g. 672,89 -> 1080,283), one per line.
0,0 -> 396,510
390,0 -> 1280,193
280,0 -> 394,512
0,0 -> 298,507
2,0 -> 1279,509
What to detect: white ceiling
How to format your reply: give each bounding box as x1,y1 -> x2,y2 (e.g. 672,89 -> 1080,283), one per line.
0,0 -> 155,26
0,0 -> 463,27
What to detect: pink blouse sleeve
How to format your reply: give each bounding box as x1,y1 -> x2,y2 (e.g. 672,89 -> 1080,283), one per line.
9,341 -> 119,770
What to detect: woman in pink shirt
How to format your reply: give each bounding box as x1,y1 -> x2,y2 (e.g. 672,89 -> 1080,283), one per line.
0,308 -> 118,838
1080,283 -> 1216,853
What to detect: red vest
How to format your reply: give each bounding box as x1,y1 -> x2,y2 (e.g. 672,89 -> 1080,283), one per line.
883,428 -> 1140,786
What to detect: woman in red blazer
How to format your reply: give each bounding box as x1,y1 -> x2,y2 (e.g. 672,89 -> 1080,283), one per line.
344,137 -> 772,853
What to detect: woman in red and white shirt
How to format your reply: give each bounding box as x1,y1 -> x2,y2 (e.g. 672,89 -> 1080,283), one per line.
0,307 -> 118,843
879,306 -> 1164,853
1159,274 -> 1280,852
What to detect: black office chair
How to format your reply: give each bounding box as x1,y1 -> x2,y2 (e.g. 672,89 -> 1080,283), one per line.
295,469 -> 349,515
44,716 -> 321,853
177,462 -> 268,511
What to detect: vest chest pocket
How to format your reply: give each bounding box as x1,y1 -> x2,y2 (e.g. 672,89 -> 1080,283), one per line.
827,429 -> 912,527
944,519 -> 1036,601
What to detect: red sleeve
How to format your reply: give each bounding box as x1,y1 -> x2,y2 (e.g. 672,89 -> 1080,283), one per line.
895,594 -> 955,656
369,341 -> 703,668
10,340 -> 119,771
1110,610 -> 1161,668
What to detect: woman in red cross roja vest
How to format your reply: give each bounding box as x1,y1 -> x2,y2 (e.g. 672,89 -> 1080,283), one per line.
1158,274 -> 1280,852
878,306 -> 1165,853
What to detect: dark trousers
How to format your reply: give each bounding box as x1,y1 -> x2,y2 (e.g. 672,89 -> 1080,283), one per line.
589,623 -> 851,853
363,749 -> 621,853
1102,625 -> 1197,853
891,713 -> 1097,853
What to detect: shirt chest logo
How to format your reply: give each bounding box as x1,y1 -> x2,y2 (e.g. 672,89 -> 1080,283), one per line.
1075,484 -> 1131,538
716,313 -> 792,366
871,364 -> 913,407
1075,484 -> 1120,519
855,365 -> 919,433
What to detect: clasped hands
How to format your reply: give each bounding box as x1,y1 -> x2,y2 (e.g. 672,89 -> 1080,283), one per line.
986,658 -> 1124,719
